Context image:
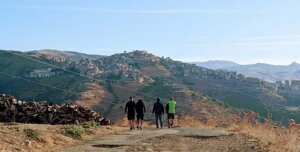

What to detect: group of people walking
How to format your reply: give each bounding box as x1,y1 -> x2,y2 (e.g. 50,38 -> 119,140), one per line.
125,96 -> 176,130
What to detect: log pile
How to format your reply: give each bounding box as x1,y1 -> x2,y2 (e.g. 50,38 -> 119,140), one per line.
0,94 -> 110,125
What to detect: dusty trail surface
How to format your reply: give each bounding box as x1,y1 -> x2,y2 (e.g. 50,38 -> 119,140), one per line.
58,128 -> 268,152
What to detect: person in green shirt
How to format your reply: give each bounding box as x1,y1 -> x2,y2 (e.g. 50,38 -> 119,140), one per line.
166,97 -> 176,128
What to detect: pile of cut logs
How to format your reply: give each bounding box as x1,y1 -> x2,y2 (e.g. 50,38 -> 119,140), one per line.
0,94 -> 110,125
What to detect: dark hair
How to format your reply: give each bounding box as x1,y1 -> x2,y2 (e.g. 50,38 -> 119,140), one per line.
157,98 -> 160,102
130,96 -> 133,100
138,99 -> 143,102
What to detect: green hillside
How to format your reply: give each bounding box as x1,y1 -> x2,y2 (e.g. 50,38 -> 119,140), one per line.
0,51 -> 86,103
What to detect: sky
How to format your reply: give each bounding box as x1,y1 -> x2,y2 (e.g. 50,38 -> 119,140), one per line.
1,0 -> 300,65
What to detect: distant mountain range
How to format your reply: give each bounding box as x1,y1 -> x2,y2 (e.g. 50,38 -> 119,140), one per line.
192,61 -> 240,70
193,61 -> 300,82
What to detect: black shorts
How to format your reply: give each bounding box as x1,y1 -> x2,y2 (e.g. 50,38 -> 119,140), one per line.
168,113 -> 175,119
136,113 -> 144,120
127,113 -> 135,120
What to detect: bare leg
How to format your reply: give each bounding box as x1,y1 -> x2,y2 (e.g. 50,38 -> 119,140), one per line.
140,120 -> 143,129
129,120 -> 132,129
130,120 -> 134,129
132,120 -> 135,129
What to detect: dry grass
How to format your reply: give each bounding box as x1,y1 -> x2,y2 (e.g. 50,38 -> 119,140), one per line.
178,114 -> 300,152
0,123 -> 123,152
115,114 -> 300,151
177,115 -> 206,128
75,83 -> 113,110
228,119 -> 300,151
2,114 -> 299,151
115,117 -> 152,129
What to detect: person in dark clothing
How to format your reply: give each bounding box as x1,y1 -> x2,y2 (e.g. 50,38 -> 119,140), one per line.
165,103 -> 169,115
125,96 -> 136,130
135,99 -> 146,129
153,98 -> 164,129
165,103 -> 171,128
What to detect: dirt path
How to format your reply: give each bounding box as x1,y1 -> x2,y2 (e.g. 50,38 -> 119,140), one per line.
57,128 -> 268,152
128,129 -> 269,152
57,129 -> 179,152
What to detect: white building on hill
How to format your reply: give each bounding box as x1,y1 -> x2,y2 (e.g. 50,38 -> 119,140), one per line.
29,68 -> 56,78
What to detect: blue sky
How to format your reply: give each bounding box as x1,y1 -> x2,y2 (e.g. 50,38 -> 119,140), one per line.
1,0 -> 300,65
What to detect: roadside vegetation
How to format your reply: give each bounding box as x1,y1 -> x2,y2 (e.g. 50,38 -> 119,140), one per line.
178,115 -> 300,152
62,126 -> 82,140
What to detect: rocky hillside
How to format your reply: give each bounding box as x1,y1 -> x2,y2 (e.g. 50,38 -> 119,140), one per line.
27,49 -> 103,62
1,50 -> 300,124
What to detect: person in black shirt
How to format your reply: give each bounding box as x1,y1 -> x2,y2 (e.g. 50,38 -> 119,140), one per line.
135,99 -> 146,129
153,98 -> 164,129
125,96 -> 136,130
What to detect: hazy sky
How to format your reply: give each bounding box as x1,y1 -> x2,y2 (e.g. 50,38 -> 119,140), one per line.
1,0 -> 300,65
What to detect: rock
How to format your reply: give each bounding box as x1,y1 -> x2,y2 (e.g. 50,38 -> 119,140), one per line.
247,138 -> 259,143
0,94 -> 109,125
25,140 -> 32,147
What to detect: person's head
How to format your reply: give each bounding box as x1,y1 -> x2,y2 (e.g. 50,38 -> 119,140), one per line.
157,98 -> 160,102
138,99 -> 143,103
129,96 -> 133,101
170,97 -> 174,101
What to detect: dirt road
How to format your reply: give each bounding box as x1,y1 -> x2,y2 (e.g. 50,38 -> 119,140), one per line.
58,128 -> 269,152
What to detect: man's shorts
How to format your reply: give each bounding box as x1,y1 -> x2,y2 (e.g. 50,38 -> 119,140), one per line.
168,113 -> 175,119
127,113 -> 135,120
136,113 -> 144,120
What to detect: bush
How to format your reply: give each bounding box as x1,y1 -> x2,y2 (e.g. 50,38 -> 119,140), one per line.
82,122 -> 91,129
82,121 -> 97,129
62,126 -> 82,140
24,128 -> 46,143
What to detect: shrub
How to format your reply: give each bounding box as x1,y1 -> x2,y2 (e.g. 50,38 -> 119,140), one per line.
24,128 -> 46,143
82,122 -> 91,129
82,121 -> 97,129
62,126 -> 82,140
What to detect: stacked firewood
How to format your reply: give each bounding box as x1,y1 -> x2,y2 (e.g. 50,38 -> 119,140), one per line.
0,94 -> 110,125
